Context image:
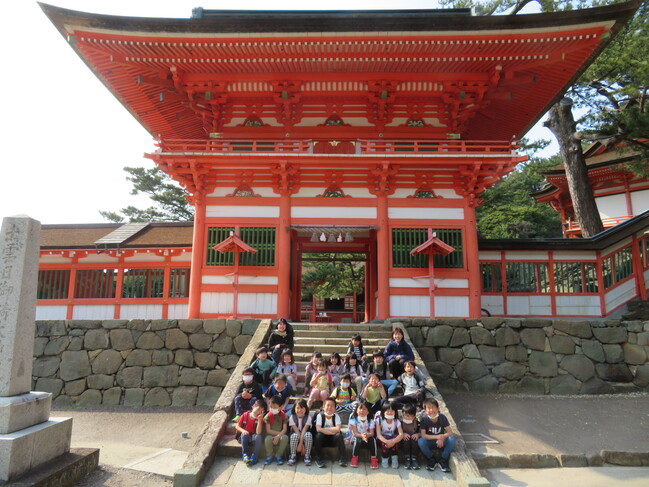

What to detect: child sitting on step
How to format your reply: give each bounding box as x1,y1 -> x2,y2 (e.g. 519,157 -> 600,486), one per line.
263,395 -> 289,465
360,373 -> 387,416
391,361 -> 426,410
348,401 -> 379,469
330,373 -> 357,413
375,402 -> 404,469
274,349 -> 298,391
400,405 -> 421,470
233,367 -> 264,419
303,351 -> 322,397
251,346 -> 276,388
328,352 -> 345,387
264,374 -> 294,415
307,358 -> 333,408
235,399 -> 266,467
287,399 -> 313,466
344,353 -> 365,395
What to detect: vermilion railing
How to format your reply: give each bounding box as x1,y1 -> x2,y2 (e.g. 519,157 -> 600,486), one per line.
156,138 -> 518,155
564,216 -> 634,236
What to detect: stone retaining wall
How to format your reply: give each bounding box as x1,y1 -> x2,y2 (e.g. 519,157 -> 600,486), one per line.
32,319 -> 260,407
389,318 -> 649,394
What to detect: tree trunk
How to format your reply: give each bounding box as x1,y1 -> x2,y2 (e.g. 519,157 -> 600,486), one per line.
544,98 -> 604,237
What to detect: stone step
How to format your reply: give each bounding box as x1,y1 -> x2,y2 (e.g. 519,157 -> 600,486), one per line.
293,337 -> 389,346
293,330 -> 393,339
293,344 -> 386,354
290,323 -> 393,332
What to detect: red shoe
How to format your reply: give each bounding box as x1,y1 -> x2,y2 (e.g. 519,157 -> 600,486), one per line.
351,456 -> 359,468
370,457 -> 379,469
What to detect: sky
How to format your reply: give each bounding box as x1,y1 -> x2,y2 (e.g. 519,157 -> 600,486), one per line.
0,1 -> 556,225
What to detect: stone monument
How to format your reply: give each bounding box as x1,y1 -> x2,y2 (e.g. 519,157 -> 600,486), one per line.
0,216 -> 72,482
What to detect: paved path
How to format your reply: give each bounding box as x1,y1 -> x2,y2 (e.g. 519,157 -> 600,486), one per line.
483,466 -> 649,486
202,457 -> 455,487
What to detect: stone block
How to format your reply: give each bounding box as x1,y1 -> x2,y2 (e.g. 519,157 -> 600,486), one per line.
166,328 -> 189,350
67,337 -> 83,351
492,362 -> 527,380
33,337 -> 48,357
469,327 -> 495,346
127,319 -> 150,331
418,348 -> 436,363
203,319 -> 227,335
633,364 -> 649,387
217,354 -> 240,369
495,327 -> 520,347
194,352 -> 217,369
188,333 -> 213,351
179,319 -> 204,334
226,320 -> 242,337
478,345 -> 506,365
637,332 -> 649,346
549,374 -> 579,394
207,368 -> 231,387
438,348 -> 463,365
103,387 -> 122,405
64,379 -> 86,396
505,345 -> 528,362
100,319 -> 127,330
196,386 -> 222,406
441,318 -> 469,328
35,378 -> 63,397
35,320 -> 67,337
603,344 -> 624,363
172,386 -> 199,406
151,319 -> 177,331
462,344 -> 480,359
480,317 -> 503,330
517,376 -> 545,394
116,367 -> 143,388
76,389 -> 102,406
242,319 -> 259,336
559,454 -> 588,467
67,320 -> 102,330
427,361 -> 454,379
136,331 -> 164,349
623,321 -> 645,332
125,349 -> 152,366
86,374 -> 114,390
60,351 -> 91,381
144,387 -> 171,406
425,325 -> 453,347
600,451 -> 649,466
233,335 -> 252,355
43,337 -> 70,356
580,377 -> 613,394
91,349 -> 123,375
581,340 -> 606,362
529,351 -> 558,377
596,363 -> 633,382
520,328 -> 546,351
623,343 -> 647,365
550,335 -> 576,354
212,336 -> 233,354
123,388 -> 145,407
450,328 -> 471,347
175,349 -> 195,367
52,395 -> 74,409
455,359 -> 489,382
84,329 -> 109,350
560,354 -> 595,381
508,454 -> 559,468
407,327 -> 424,347
109,329 -> 135,351
522,319 -> 552,329
0,392 -> 52,435
32,357 -> 61,377
553,320 -> 593,338
180,369 -> 208,386
152,349 -> 174,365
469,375 -> 499,393
592,326 -> 627,344
143,365 -> 180,387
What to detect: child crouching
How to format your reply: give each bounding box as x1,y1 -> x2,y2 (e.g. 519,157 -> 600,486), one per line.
235,399 -> 266,466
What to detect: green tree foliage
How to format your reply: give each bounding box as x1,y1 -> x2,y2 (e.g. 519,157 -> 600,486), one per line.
301,253 -> 365,300
100,166 -> 192,222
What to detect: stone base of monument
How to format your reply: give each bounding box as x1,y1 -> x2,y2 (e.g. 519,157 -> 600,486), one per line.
0,392 -> 52,434
0,417 -> 72,482
1,447 -> 99,487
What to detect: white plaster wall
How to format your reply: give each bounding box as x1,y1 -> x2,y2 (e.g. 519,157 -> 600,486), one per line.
505,251 -> 548,261
555,296 -> 601,316
202,275 -> 278,285
291,206 -> 376,219
238,293 -> 278,314
207,205 -> 279,218
200,293 -> 234,314
35,305 -> 67,320
481,296 -> 504,316
602,237 -> 632,257
435,296 -> 469,317
124,253 -> 165,263
479,252 -> 501,260
506,295 -> 552,315
77,254 -> 119,264
171,252 -> 192,262
119,304 -> 163,319
389,278 -> 468,289
168,304 -> 189,319
596,193 -> 627,219
630,189 -> 649,214
605,279 -> 637,313
72,305 -> 115,320
552,251 -> 597,261
294,188 -> 328,197
39,255 -> 72,264
388,207 -> 464,220
390,295 -> 429,317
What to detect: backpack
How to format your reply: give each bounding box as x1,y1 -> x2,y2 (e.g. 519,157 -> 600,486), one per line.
311,412 -> 337,436
235,413 -> 256,441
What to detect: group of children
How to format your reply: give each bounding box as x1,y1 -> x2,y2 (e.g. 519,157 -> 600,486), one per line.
232,324 -> 456,472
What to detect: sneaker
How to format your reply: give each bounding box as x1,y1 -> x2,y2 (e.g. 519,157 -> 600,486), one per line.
370,456 -> 379,469
339,458 -> 347,467
287,455 -> 296,466
381,457 -> 389,468
276,456 -> 284,465
403,457 -> 412,470
439,458 -> 450,473
316,458 -> 326,468
391,455 -> 399,469
350,456 -> 359,468
242,454 -> 250,464
264,456 -> 274,465
426,459 -> 437,471
232,415 -> 240,422
248,455 -> 258,467
411,457 -> 421,470
304,455 -> 312,466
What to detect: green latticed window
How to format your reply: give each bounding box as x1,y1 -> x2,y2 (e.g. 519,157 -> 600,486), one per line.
481,263 -> 502,293
122,268 -> 165,298
392,228 -> 463,269
554,262 -> 598,293
74,269 -> 117,299
505,262 -> 549,293
37,270 -> 70,299
602,246 -> 633,289
206,227 -> 276,267
169,268 -> 190,297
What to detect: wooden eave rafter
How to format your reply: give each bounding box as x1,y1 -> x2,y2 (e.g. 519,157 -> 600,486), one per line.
40,2 -> 640,141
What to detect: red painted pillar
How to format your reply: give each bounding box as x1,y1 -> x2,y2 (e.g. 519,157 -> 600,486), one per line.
188,192 -> 206,318
632,233 -> 648,300
376,193 -> 390,319
465,204 -> 482,318
277,192 -> 291,318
